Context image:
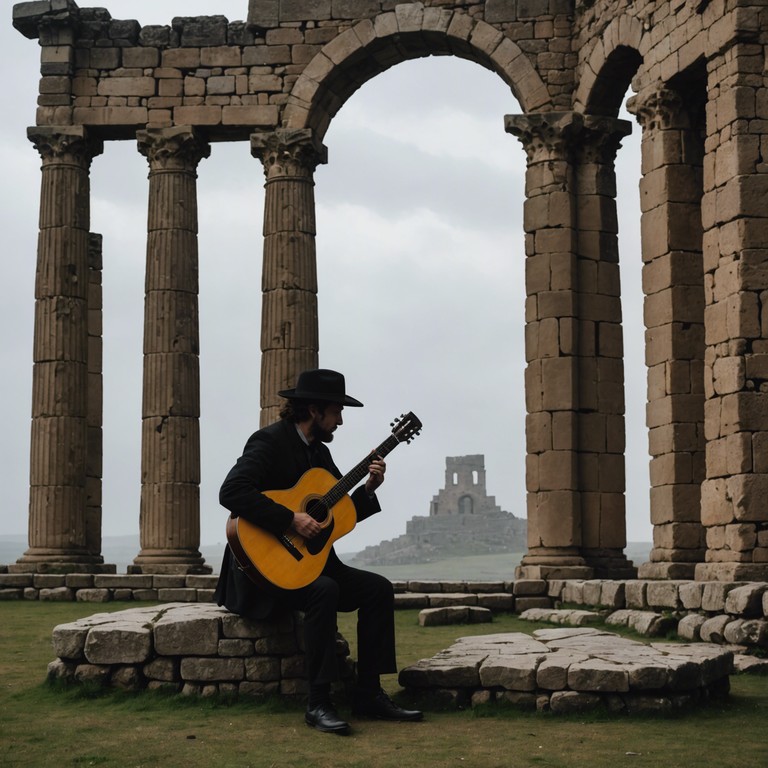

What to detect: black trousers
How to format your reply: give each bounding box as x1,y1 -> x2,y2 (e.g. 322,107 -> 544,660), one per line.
272,550 -> 397,687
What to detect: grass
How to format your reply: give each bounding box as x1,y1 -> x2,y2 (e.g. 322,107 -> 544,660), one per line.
0,601 -> 767,767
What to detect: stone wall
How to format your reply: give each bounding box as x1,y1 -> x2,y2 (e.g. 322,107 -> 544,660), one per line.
48,602 -> 353,697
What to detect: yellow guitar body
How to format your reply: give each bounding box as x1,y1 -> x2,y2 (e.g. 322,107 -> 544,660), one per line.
226,467 -> 359,590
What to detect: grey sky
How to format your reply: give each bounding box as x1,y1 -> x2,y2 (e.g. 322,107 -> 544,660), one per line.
0,1 -> 651,563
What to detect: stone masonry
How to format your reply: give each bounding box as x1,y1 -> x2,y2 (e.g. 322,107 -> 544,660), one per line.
9,0 -> 768,582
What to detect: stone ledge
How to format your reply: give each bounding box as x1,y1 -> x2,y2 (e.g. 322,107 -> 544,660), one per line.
418,606 -> 493,626
398,628 -> 734,714
48,603 -> 352,698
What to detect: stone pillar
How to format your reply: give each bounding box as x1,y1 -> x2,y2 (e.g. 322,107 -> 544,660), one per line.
17,126 -> 107,573
573,116 -> 636,578
85,233 -> 105,562
696,42 -> 768,581
250,129 -> 327,426
628,84 -> 707,579
133,126 -> 211,574
506,113 -> 591,580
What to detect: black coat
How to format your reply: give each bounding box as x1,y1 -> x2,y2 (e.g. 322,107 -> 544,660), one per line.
212,418 -> 381,619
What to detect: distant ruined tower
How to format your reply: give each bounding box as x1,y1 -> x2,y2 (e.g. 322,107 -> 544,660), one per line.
352,455 -> 526,565
430,455 -> 503,518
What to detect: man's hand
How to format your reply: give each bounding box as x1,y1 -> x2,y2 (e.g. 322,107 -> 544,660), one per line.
364,454 -> 386,495
291,511 -> 321,538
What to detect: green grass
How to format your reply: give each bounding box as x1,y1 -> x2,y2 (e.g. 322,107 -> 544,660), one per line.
1,601 -> 767,767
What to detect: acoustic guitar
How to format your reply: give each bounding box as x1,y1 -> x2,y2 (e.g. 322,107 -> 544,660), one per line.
226,412 -> 422,590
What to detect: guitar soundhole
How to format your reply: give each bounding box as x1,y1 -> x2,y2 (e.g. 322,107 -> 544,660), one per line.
306,498 -> 329,524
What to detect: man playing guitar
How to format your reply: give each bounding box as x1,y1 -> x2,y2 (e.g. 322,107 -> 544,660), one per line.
213,368 -> 423,734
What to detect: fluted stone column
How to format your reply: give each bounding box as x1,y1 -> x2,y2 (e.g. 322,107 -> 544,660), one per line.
573,115 -> 636,578
251,128 -> 327,426
133,126 -> 211,574
17,126 -> 108,572
628,84 -> 707,579
85,233 -> 105,562
506,113 -> 592,580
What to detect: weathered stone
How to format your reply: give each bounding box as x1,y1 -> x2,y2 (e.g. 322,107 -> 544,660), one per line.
84,621 -> 152,664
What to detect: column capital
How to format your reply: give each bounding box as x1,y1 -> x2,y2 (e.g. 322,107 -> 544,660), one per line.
626,83 -> 689,131
577,115 -> 633,165
505,111 -> 583,164
27,125 -> 103,166
250,128 -> 328,180
137,125 -> 211,170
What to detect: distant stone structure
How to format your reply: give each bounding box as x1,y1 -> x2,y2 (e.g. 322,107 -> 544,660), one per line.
9,0 -> 768,582
351,456 -> 526,565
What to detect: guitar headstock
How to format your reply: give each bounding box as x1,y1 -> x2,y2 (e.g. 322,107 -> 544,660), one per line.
391,412 -> 422,444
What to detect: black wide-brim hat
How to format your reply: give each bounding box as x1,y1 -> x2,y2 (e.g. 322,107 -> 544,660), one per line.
278,369 -> 364,407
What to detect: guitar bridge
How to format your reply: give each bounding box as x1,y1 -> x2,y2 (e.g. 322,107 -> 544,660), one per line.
279,534 -> 304,561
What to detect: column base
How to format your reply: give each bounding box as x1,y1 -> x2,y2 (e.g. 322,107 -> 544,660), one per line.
637,561 -> 698,580
9,556 -> 117,575
516,551 -> 594,580
695,562 -> 768,582
582,549 -> 638,580
131,549 -> 212,575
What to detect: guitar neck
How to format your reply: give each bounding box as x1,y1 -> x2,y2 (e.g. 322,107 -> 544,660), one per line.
323,434 -> 401,508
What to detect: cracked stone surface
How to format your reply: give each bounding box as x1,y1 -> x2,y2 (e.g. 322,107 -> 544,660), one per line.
399,627 -> 734,713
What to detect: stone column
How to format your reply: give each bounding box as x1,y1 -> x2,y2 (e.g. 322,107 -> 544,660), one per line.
696,42 -> 768,581
251,128 -> 327,426
628,84 -> 707,579
133,126 -> 211,574
17,126 -> 106,572
573,115 -> 636,578
85,233 -> 105,562
506,112 -> 591,580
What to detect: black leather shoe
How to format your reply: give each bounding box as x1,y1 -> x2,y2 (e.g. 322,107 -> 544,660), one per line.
352,689 -> 423,722
305,703 -> 351,734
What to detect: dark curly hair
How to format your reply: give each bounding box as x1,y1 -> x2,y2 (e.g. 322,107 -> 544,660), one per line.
279,399 -> 333,423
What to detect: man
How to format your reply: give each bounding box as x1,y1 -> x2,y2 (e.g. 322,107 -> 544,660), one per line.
213,368 -> 422,734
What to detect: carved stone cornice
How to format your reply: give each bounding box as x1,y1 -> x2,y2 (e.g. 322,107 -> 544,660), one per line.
626,83 -> 689,131
27,125 -> 103,167
137,126 -> 211,171
250,128 -> 328,180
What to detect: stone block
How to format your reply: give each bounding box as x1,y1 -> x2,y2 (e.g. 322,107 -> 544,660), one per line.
419,607 -> 467,627
677,613 -> 707,641
568,659 -> 629,692
75,588 -> 111,602
480,653 -> 543,691
700,614 -> 731,643
514,579 -> 548,596
154,608 -> 220,655
180,657 -> 244,682
244,656 -> 281,683
515,597 -> 552,612
679,582 -> 704,610
646,581 -> 686,609
723,619 -> 768,646
84,622 -> 152,664
724,583 -> 766,617
477,593 -> 514,611
702,582 -> 743,612
394,593 -> 428,609
428,593 -> 478,608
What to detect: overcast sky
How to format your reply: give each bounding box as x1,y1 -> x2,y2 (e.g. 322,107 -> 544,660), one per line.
0,1 -> 651,565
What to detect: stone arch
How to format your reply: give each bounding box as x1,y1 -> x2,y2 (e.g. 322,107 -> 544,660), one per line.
573,14 -> 646,116
283,11 -> 549,138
